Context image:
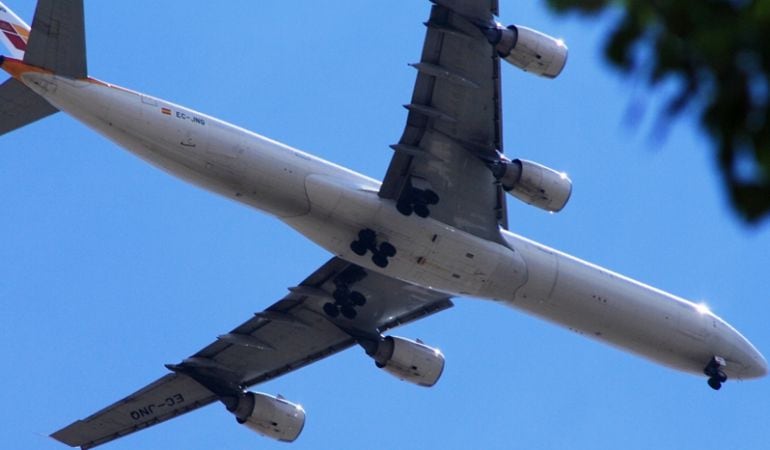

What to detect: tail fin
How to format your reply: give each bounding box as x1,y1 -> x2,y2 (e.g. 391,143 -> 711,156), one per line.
24,0 -> 87,78
0,0 -> 88,136
0,1 -> 56,137
0,1 -> 31,60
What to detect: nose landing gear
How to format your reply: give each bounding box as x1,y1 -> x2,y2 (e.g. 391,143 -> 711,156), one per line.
704,356 -> 727,390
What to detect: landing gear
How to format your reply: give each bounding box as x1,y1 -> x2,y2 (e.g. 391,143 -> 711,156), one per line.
340,304 -> 357,319
414,203 -> 430,218
372,254 -> 388,268
351,229 -> 376,256
349,291 -> 366,306
323,302 -> 339,318
349,228 -> 397,268
396,186 -> 439,218
707,377 -> 724,390
397,198 -> 414,216
322,265 -> 368,320
324,287 -> 364,320
704,356 -> 728,390
375,242 -> 396,268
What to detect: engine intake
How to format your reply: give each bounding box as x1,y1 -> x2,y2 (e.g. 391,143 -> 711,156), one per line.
493,159 -> 572,212
225,391 -> 305,442
368,336 -> 445,387
484,24 -> 568,78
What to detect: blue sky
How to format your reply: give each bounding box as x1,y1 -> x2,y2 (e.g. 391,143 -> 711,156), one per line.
2,1 -> 769,449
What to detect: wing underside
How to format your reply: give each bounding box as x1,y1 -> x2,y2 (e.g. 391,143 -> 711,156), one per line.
52,258 -> 452,449
379,0 -> 508,241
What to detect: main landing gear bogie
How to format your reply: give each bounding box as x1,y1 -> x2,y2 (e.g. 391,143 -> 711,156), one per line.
323,289 -> 365,320
323,266 -> 368,320
397,187 -> 439,218
350,228 -> 397,268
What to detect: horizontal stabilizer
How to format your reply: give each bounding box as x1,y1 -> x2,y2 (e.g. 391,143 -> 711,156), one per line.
0,75 -> 57,136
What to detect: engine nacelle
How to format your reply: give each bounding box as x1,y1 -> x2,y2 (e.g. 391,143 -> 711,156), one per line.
226,391 -> 305,442
485,24 -> 568,78
494,159 -> 572,212
370,336 -> 445,387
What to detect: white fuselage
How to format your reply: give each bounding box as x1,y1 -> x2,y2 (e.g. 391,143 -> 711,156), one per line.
19,71 -> 767,381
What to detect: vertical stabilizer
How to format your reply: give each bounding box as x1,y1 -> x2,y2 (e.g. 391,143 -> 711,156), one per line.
0,0 -> 89,137
0,2 -> 30,59
25,0 -> 87,78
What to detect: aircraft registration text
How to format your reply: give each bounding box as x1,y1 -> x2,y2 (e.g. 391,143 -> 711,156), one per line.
129,393 -> 185,420
175,111 -> 206,126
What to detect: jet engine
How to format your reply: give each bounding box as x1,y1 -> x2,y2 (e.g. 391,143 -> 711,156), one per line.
367,336 -> 445,387
483,23 -> 568,78
493,158 -> 572,212
224,391 -> 305,442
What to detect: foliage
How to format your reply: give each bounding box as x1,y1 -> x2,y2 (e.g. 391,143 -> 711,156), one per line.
546,0 -> 770,222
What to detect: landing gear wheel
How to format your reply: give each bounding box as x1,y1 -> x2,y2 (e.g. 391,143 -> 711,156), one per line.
350,240 -> 367,256
350,291 -> 366,306
414,204 -> 430,218
372,254 -> 389,268
379,242 -> 396,257
716,370 -> 727,383
707,377 -> 722,390
340,305 -> 357,319
396,199 -> 413,216
333,288 -> 348,303
323,302 -> 339,318
358,228 -> 376,244
423,189 -> 439,205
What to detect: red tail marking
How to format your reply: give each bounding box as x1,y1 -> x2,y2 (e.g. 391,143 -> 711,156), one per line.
3,31 -> 26,51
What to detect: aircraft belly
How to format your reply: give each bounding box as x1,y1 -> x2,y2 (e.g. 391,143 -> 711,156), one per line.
21,73 -> 311,217
293,174 -> 526,298
500,231 -> 747,374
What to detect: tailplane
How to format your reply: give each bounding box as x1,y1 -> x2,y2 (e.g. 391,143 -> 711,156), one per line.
0,73 -> 58,136
0,0 -> 88,136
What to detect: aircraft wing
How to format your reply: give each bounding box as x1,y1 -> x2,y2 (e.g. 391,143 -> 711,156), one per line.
51,257 -> 453,449
379,0 -> 508,242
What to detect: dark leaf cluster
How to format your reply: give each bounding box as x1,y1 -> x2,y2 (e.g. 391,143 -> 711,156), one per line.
546,0 -> 770,222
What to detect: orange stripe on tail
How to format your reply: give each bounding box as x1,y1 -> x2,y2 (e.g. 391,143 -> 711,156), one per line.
0,56 -> 53,80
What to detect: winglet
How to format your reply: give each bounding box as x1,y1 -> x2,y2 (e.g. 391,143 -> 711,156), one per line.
0,1 -> 31,59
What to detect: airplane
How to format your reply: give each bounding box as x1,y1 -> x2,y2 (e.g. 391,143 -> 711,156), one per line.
0,0 -> 766,448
